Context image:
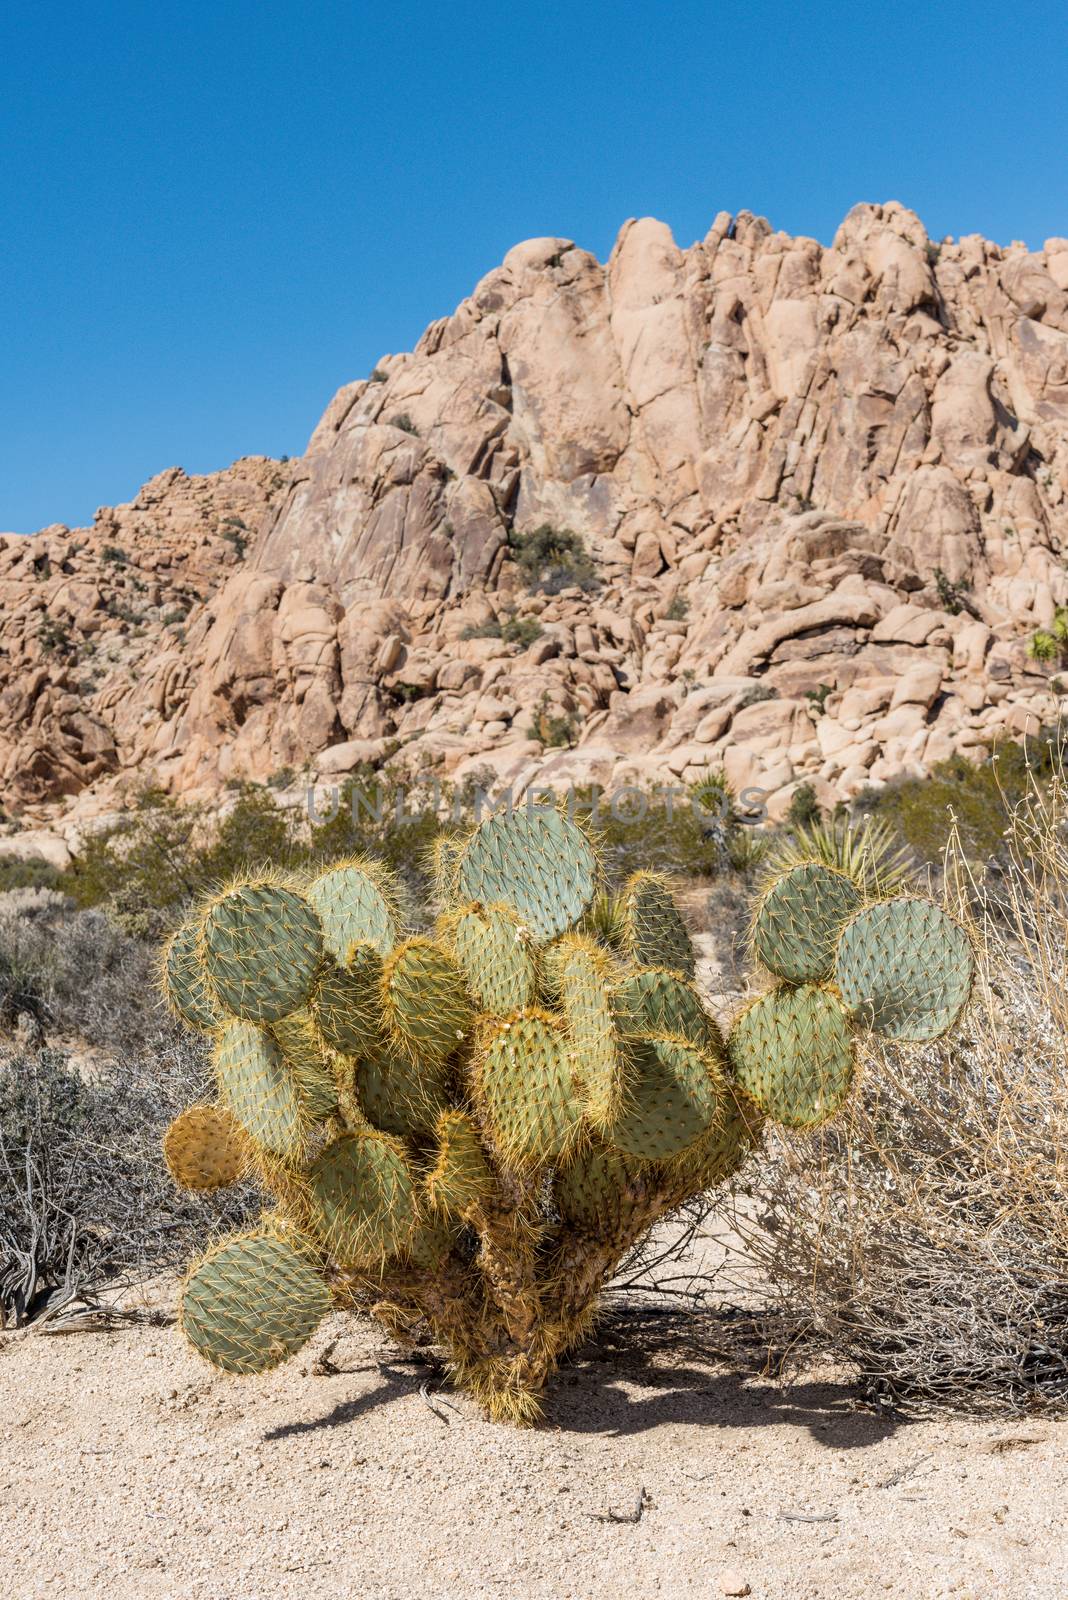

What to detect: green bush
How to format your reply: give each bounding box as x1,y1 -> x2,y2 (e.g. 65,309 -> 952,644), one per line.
855,736 -> 1068,864
0,858 -> 65,894
508,524 -> 598,594
785,782 -> 822,828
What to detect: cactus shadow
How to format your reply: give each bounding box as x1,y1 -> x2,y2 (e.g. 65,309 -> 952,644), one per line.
546,1305 -> 903,1448
262,1358 -> 440,1441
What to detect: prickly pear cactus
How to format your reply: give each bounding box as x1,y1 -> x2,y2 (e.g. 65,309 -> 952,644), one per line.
161,812 -> 974,1423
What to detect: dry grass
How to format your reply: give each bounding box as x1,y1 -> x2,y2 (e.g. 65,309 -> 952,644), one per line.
731,782 -> 1068,1413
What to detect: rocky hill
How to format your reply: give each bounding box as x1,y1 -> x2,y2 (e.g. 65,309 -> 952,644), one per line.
4,201 -> 1068,853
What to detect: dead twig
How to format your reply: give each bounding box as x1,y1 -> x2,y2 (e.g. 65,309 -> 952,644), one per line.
589,1486 -> 650,1525
877,1455 -> 931,1488
418,1382 -> 461,1425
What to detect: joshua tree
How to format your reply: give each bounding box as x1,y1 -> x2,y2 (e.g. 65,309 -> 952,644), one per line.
161,806 -> 974,1422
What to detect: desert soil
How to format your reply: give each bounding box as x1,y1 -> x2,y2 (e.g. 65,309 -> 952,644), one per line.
3,1262 -> 1065,1600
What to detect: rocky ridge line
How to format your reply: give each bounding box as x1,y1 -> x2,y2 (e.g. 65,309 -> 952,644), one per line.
2,200 -> 1068,859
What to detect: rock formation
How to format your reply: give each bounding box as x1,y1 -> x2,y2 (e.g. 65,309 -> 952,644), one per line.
3,201 -> 1068,849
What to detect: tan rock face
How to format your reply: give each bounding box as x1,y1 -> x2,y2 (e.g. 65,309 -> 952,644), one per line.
4,200 -> 1068,834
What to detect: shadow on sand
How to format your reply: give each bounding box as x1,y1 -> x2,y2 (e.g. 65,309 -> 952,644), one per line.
262,1300 -> 903,1451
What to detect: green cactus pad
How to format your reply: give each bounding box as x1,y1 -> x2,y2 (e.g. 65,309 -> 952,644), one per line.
381,938 -> 472,1064
269,1009 -> 338,1119
214,1019 -> 306,1158
550,935 -> 622,1130
669,1085 -> 764,1191
163,1103 -> 249,1192
305,1131 -> 419,1266
621,872 -> 695,978
354,1037 -> 451,1139
306,859 -> 401,961
180,1229 -> 330,1375
553,1143 -> 649,1233
442,902 -> 537,1015
201,880 -> 323,1023
835,897 -> 974,1041
606,1035 -> 722,1161
161,919 -> 220,1033
613,968 -> 723,1055
728,984 -> 855,1129
403,1212 -> 458,1270
430,833 -> 466,911
425,1110 -> 495,1217
456,807 -> 597,942
475,1010 -> 582,1168
314,942 -> 384,1055
752,861 -> 863,983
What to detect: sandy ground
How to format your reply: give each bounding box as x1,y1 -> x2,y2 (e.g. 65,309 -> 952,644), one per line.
3,1276 -> 1066,1600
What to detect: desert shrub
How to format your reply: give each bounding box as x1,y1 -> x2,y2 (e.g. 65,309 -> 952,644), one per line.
37,616 -> 75,658
664,594 -> 689,622
65,785 -> 300,933
735,682 -> 778,710
571,780 -> 756,883
0,858 -> 65,894
390,413 -> 418,435
856,736 -> 1068,865
784,781 -> 822,828
734,790 -> 1068,1412
459,618 -> 503,640
526,692 -> 579,748
501,615 -> 543,648
1027,606 -> 1068,665
508,523 -> 599,593
0,906 -> 160,1052
0,1036 -> 254,1326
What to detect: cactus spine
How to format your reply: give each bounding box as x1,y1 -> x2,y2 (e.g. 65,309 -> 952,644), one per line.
162,813 -> 973,1423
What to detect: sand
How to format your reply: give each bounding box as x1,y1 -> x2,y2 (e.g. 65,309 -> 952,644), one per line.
3,1282 -> 1065,1600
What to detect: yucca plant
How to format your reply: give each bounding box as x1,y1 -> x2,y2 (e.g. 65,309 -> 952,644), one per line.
764,815 -> 918,900
160,804 -> 974,1422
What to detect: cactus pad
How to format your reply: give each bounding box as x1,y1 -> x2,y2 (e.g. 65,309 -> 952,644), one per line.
381,938 -> 471,1064
201,881 -> 323,1023
606,1035 -> 722,1161
475,1011 -> 582,1167
554,1143 -> 648,1233
180,1229 -> 330,1374
550,935 -> 622,1130
163,1104 -> 248,1192
305,1131 -> 419,1266
613,968 -> 722,1055
728,984 -> 855,1129
306,859 -> 400,960
456,806 -> 597,942
314,942 -> 384,1054
835,897 -> 974,1041
269,1009 -> 339,1119
621,872 -> 695,978
425,1110 -> 495,1217
214,1018 -> 306,1158
161,920 -> 220,1033
752,861 -> 863,983
354,1037 -> 451,1138
670,1085 -> 764,1191
442,902 -> 537,1015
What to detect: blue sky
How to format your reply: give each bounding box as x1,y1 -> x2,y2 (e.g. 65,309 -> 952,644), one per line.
2,0 -> 1066,533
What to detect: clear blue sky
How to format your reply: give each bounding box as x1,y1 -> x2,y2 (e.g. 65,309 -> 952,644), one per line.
3,0 -> 1066,533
